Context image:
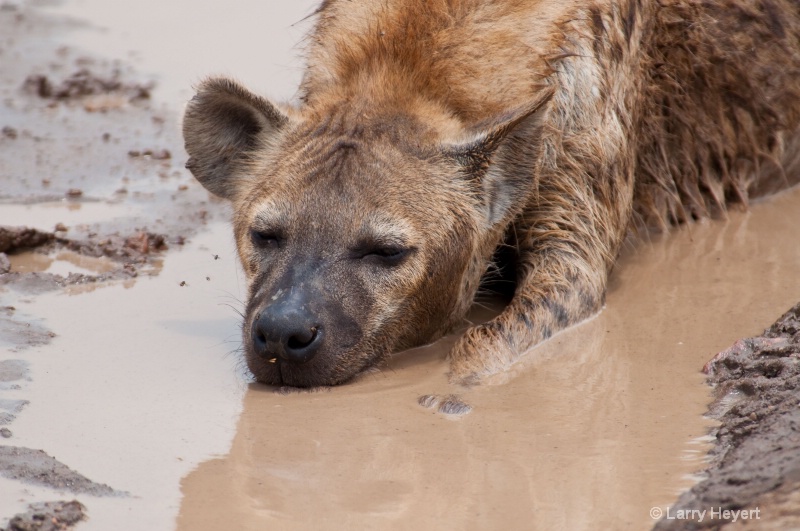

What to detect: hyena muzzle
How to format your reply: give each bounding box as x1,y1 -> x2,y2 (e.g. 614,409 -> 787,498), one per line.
184,0 -> 800,387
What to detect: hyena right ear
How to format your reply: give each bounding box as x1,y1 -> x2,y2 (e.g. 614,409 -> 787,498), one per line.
183,77 -> 289,200
442,86 -> 554,227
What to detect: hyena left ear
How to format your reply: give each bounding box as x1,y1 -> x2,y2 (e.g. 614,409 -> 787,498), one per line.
183,77 -> 290,200
443,86 -> 555,226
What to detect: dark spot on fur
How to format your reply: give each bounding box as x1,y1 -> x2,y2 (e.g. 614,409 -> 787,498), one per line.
610,40 -> 624,63
545,300 -> 570,327
520,312 -> 534,332
623,0 -> 637,42
333,139 -> 358,152
542,325 -> 552,340
762,0 -> 785,39
590,7 -> 606,56
580,290 -> 597,311
590,7 -> 605,36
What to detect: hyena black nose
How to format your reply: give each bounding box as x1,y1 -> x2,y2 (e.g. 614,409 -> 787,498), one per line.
251,306 -> 323,364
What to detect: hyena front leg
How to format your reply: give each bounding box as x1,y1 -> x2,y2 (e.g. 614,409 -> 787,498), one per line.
448,152 -> 634,385
448,250 -> 606,385
447,3 -> 644,384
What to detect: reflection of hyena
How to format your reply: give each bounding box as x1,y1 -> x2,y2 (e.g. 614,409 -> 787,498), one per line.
184,0 -> 800,387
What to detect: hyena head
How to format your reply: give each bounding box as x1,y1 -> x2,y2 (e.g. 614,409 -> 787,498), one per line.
183,78 -> 551,387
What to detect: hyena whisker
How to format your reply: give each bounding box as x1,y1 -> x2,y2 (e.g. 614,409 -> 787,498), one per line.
219,302 -> 245,319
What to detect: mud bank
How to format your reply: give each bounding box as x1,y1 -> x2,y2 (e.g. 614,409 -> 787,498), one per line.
656,302 -> 800,530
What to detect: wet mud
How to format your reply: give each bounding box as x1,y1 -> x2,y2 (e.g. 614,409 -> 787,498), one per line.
0,447 -> 121,496
2,500 -> 86,531
656,303 -> 800,530
0,0 -> 799,530
0,224 -> 168,295
0,1 -> 236,528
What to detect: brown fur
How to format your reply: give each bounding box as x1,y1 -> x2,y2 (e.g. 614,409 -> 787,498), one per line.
183,0 -> 800,386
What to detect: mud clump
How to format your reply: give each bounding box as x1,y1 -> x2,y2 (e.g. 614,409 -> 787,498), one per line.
63,230 -> 168,261
0,227 -> 54,254
0,225 -> 171,293
1,500 -> 86,531
23,68 -> 151,102
655,302 -> 800,530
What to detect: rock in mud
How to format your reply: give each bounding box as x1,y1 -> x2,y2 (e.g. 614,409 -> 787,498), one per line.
1,500 -> 86,531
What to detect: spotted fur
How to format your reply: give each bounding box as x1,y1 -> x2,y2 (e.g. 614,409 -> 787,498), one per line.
184,0 -> 800,386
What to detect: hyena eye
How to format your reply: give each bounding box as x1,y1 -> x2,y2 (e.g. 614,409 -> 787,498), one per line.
359,245 -> 413,266
250,229 -> 281,248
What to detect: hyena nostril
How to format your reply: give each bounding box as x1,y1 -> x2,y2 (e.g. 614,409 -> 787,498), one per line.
287,327 -> 318,350
252,305 -> 323,364
283,325 -> 322,363
251,325 -> 269,357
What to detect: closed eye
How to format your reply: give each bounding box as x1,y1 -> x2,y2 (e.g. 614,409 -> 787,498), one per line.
355,244 -> 413,265
250,229 -> 282,248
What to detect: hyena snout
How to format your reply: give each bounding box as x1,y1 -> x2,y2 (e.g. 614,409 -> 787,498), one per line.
251,297 -> 324,364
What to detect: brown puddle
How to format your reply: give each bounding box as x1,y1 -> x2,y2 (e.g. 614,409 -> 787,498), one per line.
176,188 -> 800,531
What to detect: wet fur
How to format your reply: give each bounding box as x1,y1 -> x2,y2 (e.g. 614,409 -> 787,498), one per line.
184,0 -> 800,385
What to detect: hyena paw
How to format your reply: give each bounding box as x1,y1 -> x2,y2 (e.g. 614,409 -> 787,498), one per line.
417,394 -> 473,417
447,323 -> 517,386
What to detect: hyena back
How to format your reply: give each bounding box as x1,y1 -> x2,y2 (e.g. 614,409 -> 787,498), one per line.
183,0 -> 800,387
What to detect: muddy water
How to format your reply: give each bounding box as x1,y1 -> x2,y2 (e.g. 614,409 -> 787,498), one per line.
173,189 -> 800,531
2,1 -> 800,530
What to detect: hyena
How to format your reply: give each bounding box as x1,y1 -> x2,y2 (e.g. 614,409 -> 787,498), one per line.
184,0 -> 800,387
